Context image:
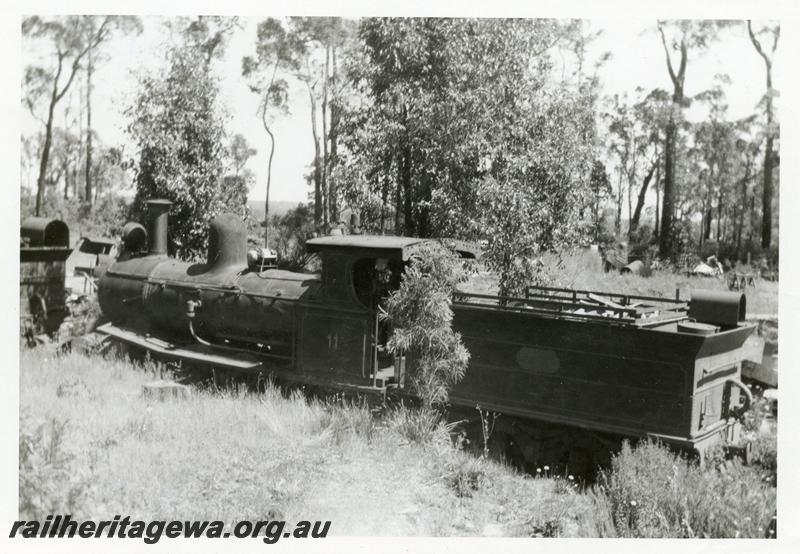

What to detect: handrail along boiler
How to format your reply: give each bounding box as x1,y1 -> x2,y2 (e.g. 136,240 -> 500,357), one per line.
95,201 -> 756,468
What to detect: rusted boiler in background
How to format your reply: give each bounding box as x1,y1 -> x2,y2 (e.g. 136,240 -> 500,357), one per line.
94,201 -> 757,469
20,217 -> 72,340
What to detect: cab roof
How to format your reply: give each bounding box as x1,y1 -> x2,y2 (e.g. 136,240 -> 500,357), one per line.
305,234 -> 480,260
306,235 -> 426,260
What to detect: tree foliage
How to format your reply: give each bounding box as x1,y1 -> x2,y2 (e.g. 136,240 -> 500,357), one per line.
244,17 -> 356,238
22,16 -> 141,216
382,243 -> 470,408
127,42 -> 229,260
336,18 -> 596,294
218,134 -> 257,218
268,203 -> 317,271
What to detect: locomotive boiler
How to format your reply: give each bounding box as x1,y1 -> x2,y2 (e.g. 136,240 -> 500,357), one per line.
20,217 -> 72,341
95,200 -> 757,469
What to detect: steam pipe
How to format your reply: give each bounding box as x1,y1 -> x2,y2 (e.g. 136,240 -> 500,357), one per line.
185,299 -> 271,356
726,378 -> 753,420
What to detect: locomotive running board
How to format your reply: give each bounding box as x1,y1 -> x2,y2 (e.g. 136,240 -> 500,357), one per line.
96,322 -> 264,371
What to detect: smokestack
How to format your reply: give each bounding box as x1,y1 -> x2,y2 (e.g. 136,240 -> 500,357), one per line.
207,213 -> 247,271
146,199 -> 172,256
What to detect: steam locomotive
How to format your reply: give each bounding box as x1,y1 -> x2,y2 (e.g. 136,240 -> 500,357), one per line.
94,200 -> 756,471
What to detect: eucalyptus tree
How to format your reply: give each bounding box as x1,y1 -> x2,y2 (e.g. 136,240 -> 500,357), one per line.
692,80 -> 738,249
82,16 -> 142,207
244,17 -> 355,234
655,20 -> 730,258
22,16 -> 141,215
243,18 -> 300,244
747,20 -> 780,249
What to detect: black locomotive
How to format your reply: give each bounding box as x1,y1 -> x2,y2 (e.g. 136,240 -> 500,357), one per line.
94,200 -> 756,470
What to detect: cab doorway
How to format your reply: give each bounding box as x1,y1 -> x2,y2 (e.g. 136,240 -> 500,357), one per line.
351,256 -> 405,387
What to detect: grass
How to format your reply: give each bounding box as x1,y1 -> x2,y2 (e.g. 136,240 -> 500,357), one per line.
19,347 -> 610,537
598,440 -> 776,538
19,347 -> 777,537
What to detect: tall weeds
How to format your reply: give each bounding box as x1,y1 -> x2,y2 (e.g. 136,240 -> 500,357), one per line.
19,415 -> 92,519
598,440 -> 776,538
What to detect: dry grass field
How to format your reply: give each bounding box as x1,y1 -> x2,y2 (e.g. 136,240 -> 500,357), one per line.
19,345 -> 776,538
19,348 -> 616,537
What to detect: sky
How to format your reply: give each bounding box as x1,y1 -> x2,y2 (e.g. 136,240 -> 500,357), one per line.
21,17 -> 782,207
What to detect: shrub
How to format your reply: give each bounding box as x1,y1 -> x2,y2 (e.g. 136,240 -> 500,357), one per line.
19,415 -> 93,519
327,397 -> 376,443
748,434 -> 777,487
268,203 -> 317,271
599,440 -> 776,538
440,454 -> 486,498
384,404 -> 453,447
59,295 -> 103,341
382,242 -> 471,408
742,394 -> 768,433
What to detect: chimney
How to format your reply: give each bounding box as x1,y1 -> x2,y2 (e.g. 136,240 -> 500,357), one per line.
207,213 -> 247,271
146,199 -> 172,256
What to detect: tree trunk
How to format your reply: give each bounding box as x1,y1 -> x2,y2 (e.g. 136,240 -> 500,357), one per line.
736,160 -> 751,258
321,45 -> 330,227
655,159 -> 661,238
400,103 -> 413,235
31,24 -> 95,215
698,211 -> 704,249
85,42 -> 93,208
657,27 -> 687,259
263,124 -> 274,247
380,174 -> 388,233
307,86 -> 323,228
394,161 -> 402,234
94,166 -> 100,205
626,172 -> 632,239
660,117 -> 678,257
328,47 -> 339,223
630,161 -> 656,234
761,135 -> 774,248
402,146 -> 413,235
615,168 -> 623,235
261,63 -> 280,248
747,21 -> 778,250
593,194 -> 600,243
77,77 -> 83,199
35,86 -> 59,216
